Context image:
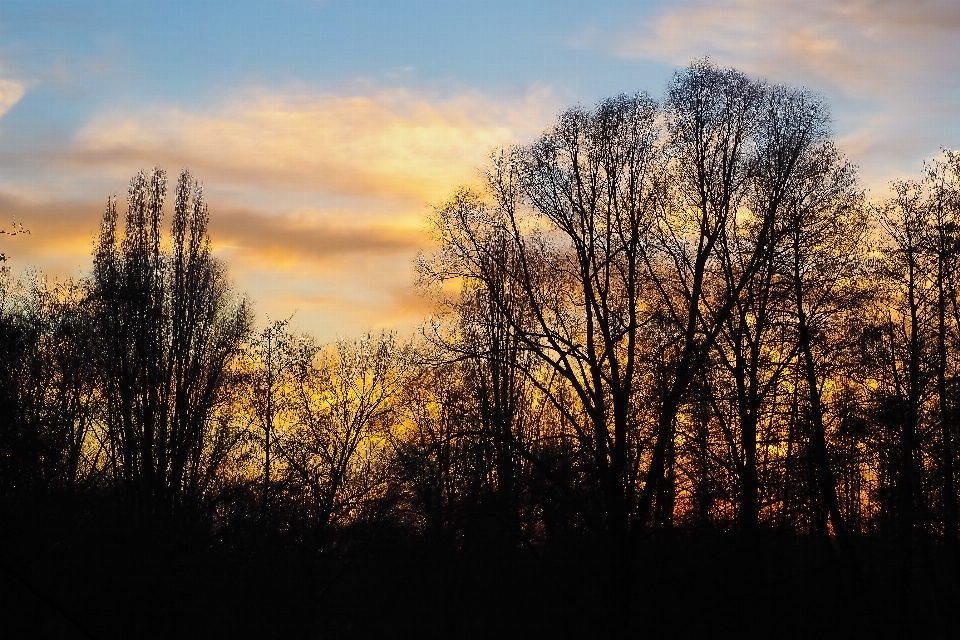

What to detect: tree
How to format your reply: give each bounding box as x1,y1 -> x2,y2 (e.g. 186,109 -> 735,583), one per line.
278,331 -> 407,550
0,272 -> 101,505
419,204 -> 541,551
429,92 -> 664,556
237,317 -> 300,526
775,105 -> 867,550
635,60 -> 770,532
92,168 -> 251,519
916,152 -> 960,548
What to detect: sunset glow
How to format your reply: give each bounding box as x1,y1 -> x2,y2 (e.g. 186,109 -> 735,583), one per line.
2,0 -> 959,338
7,6 -> 960,636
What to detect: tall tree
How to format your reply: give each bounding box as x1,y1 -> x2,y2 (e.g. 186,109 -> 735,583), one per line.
875,181 -> 935,545
430,92 -> 664,551
92,168 -> 251,518
918,152 -> 960,548
776,108 -> 867,549
636,60 -> 769,530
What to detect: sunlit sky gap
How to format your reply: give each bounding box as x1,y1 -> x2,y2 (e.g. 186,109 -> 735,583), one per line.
2,0 -> 959,340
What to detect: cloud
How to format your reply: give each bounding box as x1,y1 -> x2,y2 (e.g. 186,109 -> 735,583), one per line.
237,264 -> 433,342
7,83 -> 564,339
0,191 -> 101,277
0,78 -> 25,119
0,188 -> 429,274
602,0 -> 960,189
202,204 -> 435,338
614,0 -> 960,94
67,86 -> 560,213
208,205 -> 425,269
0,187 -> 434,339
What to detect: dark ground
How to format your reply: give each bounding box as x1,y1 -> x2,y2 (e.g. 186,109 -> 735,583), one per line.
2,509 -> 958,639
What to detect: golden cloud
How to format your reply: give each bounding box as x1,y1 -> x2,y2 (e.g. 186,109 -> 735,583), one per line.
0,192 -> 101,274
68,86 -> 559,212
14,84 -> 562,339
0,189 -> 430,275
208,205 -> 426,268
0,188 -> 438,340
248,271 -> 435,339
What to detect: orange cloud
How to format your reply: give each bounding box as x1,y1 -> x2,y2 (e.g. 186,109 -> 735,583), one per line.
208,205 -> 425,269
228,250 -> 431,341
612,0 -> 960,95
0,188 -> 435,339
0,192 -> 101,275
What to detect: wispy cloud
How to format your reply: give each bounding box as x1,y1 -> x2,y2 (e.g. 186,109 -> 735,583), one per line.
0,78 -> 25,120
0,191 -> 100,276
0,188 -> 433,338
0,190 -> 425,267
612,0 -> 960,94
599,0 -> 960,190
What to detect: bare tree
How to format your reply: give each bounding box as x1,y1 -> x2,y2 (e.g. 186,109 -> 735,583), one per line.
429,92 -> 664,557
635,60 -> 769,530
775,103 -> 868,549
917,152 -> 960,548
0,274 -> 101,502
278,331 -> 407,550
237,317 -> 300,525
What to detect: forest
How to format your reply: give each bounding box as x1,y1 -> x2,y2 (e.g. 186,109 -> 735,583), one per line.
2,59 -> 960,638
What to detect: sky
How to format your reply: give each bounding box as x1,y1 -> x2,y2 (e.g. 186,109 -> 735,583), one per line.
1,0 -> 959,340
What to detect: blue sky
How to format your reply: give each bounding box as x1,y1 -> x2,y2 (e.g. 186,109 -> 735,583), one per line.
2,0 -> 959,339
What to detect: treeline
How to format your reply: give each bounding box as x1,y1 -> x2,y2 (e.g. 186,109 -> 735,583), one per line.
2,59 -> 960,635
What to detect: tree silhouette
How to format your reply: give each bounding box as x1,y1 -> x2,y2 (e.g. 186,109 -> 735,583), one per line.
6,61 -> 960,639
278,331 -> 407,551
91,168 -> 251,519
